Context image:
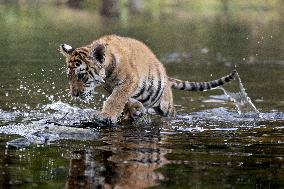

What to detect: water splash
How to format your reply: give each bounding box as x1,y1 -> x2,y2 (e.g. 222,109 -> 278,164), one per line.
3,122 -> 98,148
0,101 -> 100,148
170,107 -> 284,132
219,70 -> 259,114
1,100 -> 284,147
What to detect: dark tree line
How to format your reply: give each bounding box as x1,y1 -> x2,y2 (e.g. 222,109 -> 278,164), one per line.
100,0 -> 120,17
67,0 -> 143,17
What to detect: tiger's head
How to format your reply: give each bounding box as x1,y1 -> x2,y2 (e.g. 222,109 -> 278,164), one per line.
59,43 -> 108,100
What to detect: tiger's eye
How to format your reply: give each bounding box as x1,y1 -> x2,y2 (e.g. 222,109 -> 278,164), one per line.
75,62 -> 80,67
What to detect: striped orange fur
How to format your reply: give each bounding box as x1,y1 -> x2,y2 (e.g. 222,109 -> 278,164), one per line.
60,35 -> 236,124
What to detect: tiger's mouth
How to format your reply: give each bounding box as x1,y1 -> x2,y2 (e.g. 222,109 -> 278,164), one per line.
72,76 -> 105,101
78,81 -> 102,101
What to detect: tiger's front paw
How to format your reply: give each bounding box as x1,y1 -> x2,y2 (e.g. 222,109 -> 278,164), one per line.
93,113 -> 117,126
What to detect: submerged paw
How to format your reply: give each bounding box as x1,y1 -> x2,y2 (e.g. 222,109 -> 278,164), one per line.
93,113 -> 117,126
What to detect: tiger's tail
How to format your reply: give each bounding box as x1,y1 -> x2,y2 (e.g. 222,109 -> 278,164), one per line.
169,69 -> 237,91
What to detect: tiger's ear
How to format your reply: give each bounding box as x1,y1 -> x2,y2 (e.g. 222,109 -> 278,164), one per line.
59,44 -> 74,57
91,44 -> 106,64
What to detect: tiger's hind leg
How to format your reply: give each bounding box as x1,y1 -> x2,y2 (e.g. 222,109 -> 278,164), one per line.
153,85 -> 176,117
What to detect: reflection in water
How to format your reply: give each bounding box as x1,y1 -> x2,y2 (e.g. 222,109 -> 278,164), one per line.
66,150 -> 108,189
66,127 -> 169,189
0,151 -> 11,189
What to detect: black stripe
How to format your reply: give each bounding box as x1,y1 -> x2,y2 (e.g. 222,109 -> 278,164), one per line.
151,80 -> 162,105
78,50 -> 88,57
140,75 -> 155,104
133,80 -> 146,98
210,81 -> 218,88
199,83 -> 204,91
142,67 -> 158,104
180,82 -> 185,90
151,87 -> 164,107
140,93 -> 151,103
153,107 -> 164,116
82,75 -> 88,82
190,83 -> 197,91
149,71 -> 162,106
224,77 -> 230,82
80,47 -> 89,53
218,79 -> 224,85
88,70 -> 94,78
149,72 -> 162,102
207,82 -> 212,89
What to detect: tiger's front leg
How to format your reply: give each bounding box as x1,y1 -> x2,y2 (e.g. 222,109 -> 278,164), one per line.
95,80 -> 137,124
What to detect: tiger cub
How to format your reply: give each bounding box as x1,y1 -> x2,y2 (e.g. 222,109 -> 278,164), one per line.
60,35 -> 236,124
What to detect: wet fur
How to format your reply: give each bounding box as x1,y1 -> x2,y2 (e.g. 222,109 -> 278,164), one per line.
60,35 -> 236,124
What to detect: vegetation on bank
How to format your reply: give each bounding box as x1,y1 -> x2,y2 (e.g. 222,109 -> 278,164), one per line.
1,0 -> 284,22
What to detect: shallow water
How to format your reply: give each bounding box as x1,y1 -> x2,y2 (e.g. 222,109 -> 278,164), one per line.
0,3 -> 284,189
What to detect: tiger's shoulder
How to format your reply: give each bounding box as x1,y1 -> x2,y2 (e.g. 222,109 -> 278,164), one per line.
92,35 -> 160,64
90,34 -> 165,81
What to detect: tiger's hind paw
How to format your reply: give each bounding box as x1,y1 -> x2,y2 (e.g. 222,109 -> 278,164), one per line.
124,99 -> 146,121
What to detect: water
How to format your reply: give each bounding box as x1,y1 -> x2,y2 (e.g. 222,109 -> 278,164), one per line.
0,3 -> 284,189
220,70 -> 259,114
